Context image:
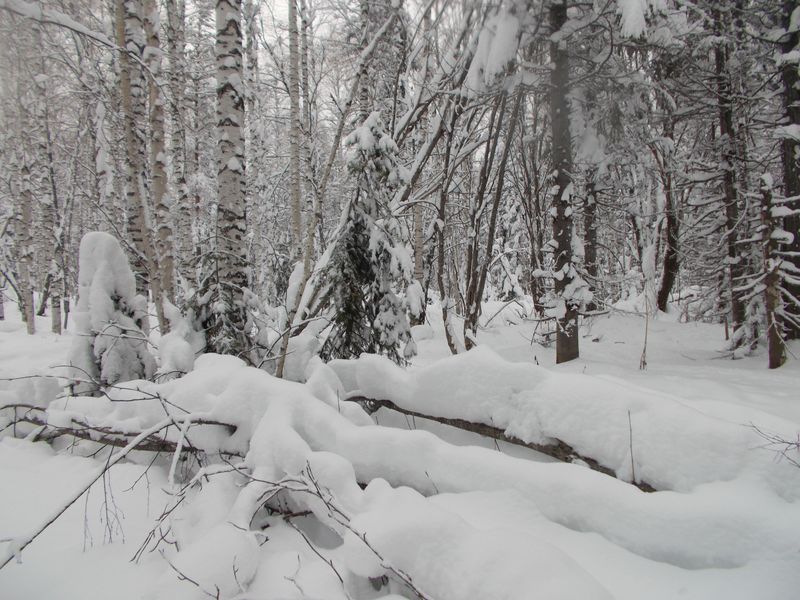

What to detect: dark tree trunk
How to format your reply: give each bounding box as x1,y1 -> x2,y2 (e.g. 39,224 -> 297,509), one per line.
463,97 -> 503,350
780,0 -> 800,339
760,178 -> 786,368
656,118 -> 679,313
584,171 -> 598,310
438,107 -> 461,355
464,92 -> 522,348
550,1 -> 578,364
714,10 -> 745,345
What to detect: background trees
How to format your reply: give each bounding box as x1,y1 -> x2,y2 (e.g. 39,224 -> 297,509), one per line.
0,0 -> 797,369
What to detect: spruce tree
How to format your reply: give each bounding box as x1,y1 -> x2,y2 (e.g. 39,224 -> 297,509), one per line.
319,112 -> 415,364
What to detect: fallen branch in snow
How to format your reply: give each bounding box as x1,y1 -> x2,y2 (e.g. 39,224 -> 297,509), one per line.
348,395 -> 656,493
0,417 -> 179,569
1,403 -> 239,456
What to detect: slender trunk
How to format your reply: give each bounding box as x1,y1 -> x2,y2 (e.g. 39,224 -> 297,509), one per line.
358,0 -> 370,120
714,11 -> 745,345
438,108 -> 461,355
42,104 -> 63,333
17,158 -> 36,335
166,0 -> 191,291
550,0 -> 578,364
287,0 -> 302,257
760,176 -> 786,368
463,98 -> 503,350
584,169 -> 598,309
299,0 -> 317,228
656,119 -> 679,313
464,92 -> 522,347
145,0 -> 172,331
118,0 -> 155,299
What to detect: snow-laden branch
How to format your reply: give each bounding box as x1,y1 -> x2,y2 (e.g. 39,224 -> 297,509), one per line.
344,394 -> 656,492
0,0 -> 115,49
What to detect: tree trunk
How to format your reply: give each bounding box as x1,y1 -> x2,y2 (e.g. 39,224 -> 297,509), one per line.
145,0 -> 172,332
117,0 -> 154,297
438,107 -> 462,355
584,170 -> 598,310
288,0 -> 302,257
212,0 -> 249,356
550,0 -> 578,364
165,0 -> 190,290
464,92 -> 522,348
16,157 -> 36,335
714,9 -> 745,346
656,119 -> 679,313
760,176 -> 786,369
780,0 -> 800,340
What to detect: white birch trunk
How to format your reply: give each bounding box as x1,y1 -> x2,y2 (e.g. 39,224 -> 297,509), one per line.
213,0 -> 249,354
288,0 -> 302,257
165,0 -> 192,291
145,0 -> 174,322
117,0 -> 157,301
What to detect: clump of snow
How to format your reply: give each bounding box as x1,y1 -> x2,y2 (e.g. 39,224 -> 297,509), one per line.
466,7 -> 520,92
617,0 -> 648,38
156,301 -> 204,380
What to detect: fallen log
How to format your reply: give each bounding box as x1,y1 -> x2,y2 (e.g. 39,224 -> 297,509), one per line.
346,395 -> 656,493
1,403 -> 240,457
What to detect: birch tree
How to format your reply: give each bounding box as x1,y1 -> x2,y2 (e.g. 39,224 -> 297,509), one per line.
203,0 -> 250,356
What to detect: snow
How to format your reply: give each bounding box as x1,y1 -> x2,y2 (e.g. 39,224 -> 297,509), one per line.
67,233 -> 155,393
1,299 -> 800,599
465,8 -> 520,92
617,0 -> 648,38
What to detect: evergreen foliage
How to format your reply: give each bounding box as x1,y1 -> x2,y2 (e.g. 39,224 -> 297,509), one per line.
319,112 -> 415,364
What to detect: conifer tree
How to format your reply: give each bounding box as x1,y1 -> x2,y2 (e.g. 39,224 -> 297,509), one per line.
319,112 -> 415,364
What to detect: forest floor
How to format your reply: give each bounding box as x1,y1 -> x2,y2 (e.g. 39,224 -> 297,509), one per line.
1,300 -> 799,599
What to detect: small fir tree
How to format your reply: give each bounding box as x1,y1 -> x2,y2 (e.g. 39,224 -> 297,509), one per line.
319,112 -> 416,364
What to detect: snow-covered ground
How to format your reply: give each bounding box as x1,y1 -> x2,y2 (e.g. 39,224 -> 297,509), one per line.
1,300 -> 799,599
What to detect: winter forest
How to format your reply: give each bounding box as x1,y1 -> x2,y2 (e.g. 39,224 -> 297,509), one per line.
1,0 -> 800,597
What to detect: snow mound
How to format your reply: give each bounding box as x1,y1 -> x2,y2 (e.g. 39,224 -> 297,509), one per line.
330,347 -> 800,496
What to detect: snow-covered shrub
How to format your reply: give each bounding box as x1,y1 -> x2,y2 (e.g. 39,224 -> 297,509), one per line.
156,301 -> 205,381
67,232 -> 155,394
319,112 -> 416,364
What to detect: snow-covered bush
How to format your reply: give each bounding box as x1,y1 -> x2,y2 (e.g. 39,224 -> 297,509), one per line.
67,232 -> 155,394
156,301 -> 205,381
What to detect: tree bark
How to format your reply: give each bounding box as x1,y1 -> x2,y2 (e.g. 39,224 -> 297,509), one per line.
212,0 -> 249,356
550,0 -> 578,364
760,177 -> 786,369
16,157 -> 36,335
780,0 -> 800,340
117,0 -> 155,298
288,0 -> 302,257
656,119 -> 679,313
145,0 -> 173,331
165,0 -> 191,291
714,8 -> 745,346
